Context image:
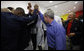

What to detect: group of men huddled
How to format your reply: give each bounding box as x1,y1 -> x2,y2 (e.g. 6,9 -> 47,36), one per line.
1,2 -> 83,50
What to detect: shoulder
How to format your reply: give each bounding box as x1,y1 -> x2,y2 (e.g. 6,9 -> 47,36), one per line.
55,20 -> 65,30
54,22 -> 66,36
53,21 -> 62,29
1,12 -> 15,16
1,12 -> 12,14
1,12 -> 14,18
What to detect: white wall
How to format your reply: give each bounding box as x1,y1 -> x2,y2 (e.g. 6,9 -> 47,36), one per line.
1,1 -> 29,14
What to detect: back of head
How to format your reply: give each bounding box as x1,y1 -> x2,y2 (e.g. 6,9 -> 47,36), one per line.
34,4 -> 39,10
1,8 -> 10,12
14,7 -> 25,16
44,9 -> 54,19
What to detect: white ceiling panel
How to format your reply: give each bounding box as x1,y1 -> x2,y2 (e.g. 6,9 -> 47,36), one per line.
1,1 -> 83,16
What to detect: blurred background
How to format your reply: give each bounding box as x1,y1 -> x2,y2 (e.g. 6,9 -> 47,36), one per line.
1,1 -> 83,21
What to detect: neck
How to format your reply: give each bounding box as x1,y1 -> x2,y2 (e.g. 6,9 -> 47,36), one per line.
49,19 -> 54,24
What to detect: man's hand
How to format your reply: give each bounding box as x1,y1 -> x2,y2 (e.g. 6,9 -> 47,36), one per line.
27,3 -> 34,14
34,4 -> 40,14
27,3 -> 32,9
68,33 -> 75,36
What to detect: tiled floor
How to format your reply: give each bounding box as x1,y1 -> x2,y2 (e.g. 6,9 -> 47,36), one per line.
24,37 -> 48,50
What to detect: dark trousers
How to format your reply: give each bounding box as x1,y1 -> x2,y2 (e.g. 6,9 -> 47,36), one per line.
31,34 -> 37,50
44,30 -> 46,41
48,46 -> 55,50
70,39 -> 80,50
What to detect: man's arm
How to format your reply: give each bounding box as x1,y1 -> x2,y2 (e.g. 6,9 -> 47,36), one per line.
16,9 -> 38,23
1,9 -> 38,23
38,11 -> 47,25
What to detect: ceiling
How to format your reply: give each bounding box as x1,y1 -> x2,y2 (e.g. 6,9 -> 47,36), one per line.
31,1 -> 83,16
1,1 -> 83,16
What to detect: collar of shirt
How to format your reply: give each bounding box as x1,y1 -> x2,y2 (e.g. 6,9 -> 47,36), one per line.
49,20 -> 56,26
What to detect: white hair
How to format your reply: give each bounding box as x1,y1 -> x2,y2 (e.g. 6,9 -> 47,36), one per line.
44,9 -> 54,19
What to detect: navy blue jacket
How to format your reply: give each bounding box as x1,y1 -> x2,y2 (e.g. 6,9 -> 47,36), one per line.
1,10 -> 38,50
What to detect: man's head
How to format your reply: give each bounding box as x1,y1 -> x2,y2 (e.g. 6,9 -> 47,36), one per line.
44,9 -> 54,24
13,7 -> 25,16
34,4 -> 39,14
34,4 -> 39,10
1,8 -> 10,12
68,12 -> 76,20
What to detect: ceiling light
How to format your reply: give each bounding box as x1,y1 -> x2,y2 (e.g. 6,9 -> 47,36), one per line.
75,1 -> 78,4
49,1 -> 53,3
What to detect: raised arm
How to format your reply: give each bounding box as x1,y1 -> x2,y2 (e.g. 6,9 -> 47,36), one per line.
18,9 -> 38,23
1,9 -> 38,23
38,11 -> 47,25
